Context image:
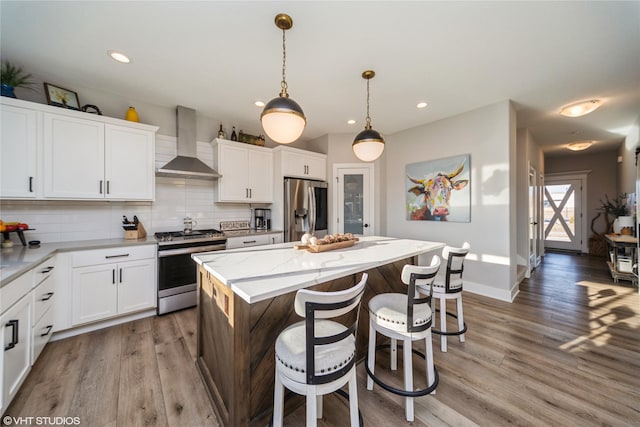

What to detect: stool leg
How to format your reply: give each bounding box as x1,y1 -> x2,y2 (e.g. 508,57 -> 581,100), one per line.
317,395 -> 323,420
348,369 -> 360,427
425,329 -> 436,395
306,386 -> 318,427
440,296 -> 447,352
457,295 -> 465,343
273,369 -> 284,427
390,338 -> 398,371
403,339 -> 414,422
367,317 -> 376,390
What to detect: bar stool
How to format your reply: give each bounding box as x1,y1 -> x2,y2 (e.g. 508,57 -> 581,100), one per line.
418,242 -> 470,352
365,257 -> 440,422
272,273 -> 368,427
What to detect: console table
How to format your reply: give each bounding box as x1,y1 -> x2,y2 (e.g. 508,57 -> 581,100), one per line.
604,234 -> 637,286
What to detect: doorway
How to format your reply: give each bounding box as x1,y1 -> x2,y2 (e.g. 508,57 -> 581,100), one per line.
333,164 -> 374,236
543,172 -> 589,253
527,165 -> 541,278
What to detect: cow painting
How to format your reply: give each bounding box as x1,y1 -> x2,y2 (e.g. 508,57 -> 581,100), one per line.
406,156 -> 470,222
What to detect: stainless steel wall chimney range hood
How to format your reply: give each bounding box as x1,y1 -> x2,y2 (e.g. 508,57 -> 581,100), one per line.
156,105 -> 221,180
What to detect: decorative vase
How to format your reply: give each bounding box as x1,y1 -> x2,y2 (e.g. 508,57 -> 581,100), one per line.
1,84 -> 16,98
125,106 -> 139,122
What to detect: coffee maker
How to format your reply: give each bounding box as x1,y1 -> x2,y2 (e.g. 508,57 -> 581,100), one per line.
254,208 -> 271,230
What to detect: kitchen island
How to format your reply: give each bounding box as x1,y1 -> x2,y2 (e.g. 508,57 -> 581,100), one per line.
192,236 -> 444,426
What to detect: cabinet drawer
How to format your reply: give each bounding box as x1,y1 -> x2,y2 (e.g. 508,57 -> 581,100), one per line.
226,235 -> 270,249
1,271 -> 31,314
72,245 -> 156,267
32,273 -> 55,323
32,257 -> 56,287
31,306 -> 54,364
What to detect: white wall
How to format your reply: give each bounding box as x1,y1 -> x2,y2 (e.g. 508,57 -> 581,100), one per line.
385,100 -> 517,301
620,115 -> 640,196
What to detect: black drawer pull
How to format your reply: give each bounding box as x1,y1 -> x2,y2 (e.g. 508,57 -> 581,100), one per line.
5,319 -> 19,351
243,240 -> 257,244
105,254 -> 129,259
41,292 -> 54,301
41,266 -> 55,273
41,325 -> 53,337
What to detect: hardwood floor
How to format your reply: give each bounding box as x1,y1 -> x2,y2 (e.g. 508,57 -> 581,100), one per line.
4,252 -> 639,426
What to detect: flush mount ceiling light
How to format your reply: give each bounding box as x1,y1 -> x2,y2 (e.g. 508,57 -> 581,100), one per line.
260,13 -> 306,144
416,102 -> 428,109
353,70 -> 385,162
347,119 -> 356,125
107,50 -> 131,64
560,99 -> 601,117
567,140 -> 595,151
254,100 -> 265,107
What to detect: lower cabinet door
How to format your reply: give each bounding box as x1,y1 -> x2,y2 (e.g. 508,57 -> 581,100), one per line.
31,306 -> 54,365
2,293 -> 32,412
117,259 -> 156,315
72,264 -> 118,325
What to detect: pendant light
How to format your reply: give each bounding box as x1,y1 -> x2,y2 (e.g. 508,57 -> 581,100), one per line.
260,13 -> 306,144
353,70 -> 384,162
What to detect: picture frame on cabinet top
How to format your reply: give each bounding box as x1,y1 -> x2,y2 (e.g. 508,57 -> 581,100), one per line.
43,82 -> 80,110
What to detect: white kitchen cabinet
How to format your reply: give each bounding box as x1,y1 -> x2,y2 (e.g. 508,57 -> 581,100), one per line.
226,232 -> 283,249
44,113 -> 155,200
226,234 -> 271,249
275,146 -> 327,181
0,103 -> 39,198
1,285 -> 32,414
71,245 -> 156,326
213,139 -> 273,203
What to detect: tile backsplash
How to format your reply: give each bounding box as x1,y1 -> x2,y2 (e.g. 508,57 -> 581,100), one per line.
0,134 -> 252,244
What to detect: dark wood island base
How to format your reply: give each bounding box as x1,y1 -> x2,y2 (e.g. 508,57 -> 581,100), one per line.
196,256 -> 416,427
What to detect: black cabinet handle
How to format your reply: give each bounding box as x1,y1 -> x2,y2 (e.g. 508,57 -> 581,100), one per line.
243,240 -> 257,244
105,254 -> 129,259
41,266 -> 54,273
29,176 -> 34,192
119,268 -> 123,283
364,223 -> 369,228
5,319 -> 19,351
107,180 -> 110,194
41,292 -> 54,301
99,180 -> 103,194
112,269 -> 116,284
40,325 -> 53,337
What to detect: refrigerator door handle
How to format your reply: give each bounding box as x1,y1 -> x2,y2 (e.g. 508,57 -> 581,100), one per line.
308,186 -> 316,235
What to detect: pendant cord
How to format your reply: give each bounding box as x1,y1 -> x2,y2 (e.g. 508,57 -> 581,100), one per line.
365,78 -> 372,129
280,28 -> 288,96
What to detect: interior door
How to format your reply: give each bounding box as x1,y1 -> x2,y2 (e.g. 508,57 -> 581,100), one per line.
527,166 -> 538,277
335,165 -> 373,236
544,178 -> 583,251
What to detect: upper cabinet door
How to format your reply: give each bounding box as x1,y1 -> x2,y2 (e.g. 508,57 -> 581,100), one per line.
248,149 -> 273,203
217,142 -> 250,202
105,125 -> 154,200
280,149 -> 327,181
0,104 -> 38,198
43,113 -> 105,198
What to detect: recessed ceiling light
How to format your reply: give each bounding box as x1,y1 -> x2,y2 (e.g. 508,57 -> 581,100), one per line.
107,50 -> 131,63
560,100 -> 600,117
567,140 -> 595,151
416,102 -> 428,109
254,101 -> 265,107
347,119 -> 356,125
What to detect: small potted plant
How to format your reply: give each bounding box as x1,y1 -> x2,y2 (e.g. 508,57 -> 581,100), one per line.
1,61 -> 33,98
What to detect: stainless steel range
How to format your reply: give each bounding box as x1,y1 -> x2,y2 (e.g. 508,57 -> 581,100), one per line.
155,228 -> 226,314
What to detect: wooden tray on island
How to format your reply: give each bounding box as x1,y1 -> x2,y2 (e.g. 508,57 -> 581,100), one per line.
303,239 -> 358,253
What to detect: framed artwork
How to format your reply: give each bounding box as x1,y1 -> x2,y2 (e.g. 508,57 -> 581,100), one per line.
406,154 -> 471,222
44,82 -> 80,110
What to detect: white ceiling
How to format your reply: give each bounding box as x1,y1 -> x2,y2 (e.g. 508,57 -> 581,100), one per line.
2,1 -> 639,155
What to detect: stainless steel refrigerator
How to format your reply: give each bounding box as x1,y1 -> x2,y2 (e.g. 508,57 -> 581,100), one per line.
284,178 -> 329,242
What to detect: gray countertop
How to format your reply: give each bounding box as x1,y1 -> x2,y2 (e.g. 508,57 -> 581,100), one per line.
0,237 -> 156,287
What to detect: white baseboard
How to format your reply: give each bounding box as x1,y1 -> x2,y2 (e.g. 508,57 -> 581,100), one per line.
464,280 -> 518,302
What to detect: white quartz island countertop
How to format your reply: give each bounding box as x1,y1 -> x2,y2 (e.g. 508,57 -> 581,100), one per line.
192,236 -> 445,303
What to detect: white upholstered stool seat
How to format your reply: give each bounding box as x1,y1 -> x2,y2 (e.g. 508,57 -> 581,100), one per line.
276,320 -> 355,384
272,273 -> 367,427
369,293 -> 432,332
365,257 -> 440,422
418,242 -> 470,352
